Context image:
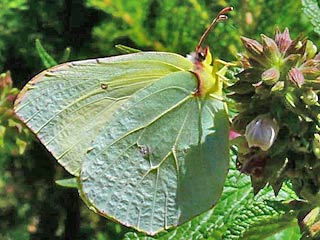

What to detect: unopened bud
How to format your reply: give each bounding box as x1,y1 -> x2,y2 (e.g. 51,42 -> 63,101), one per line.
288,67 -> 304,87
271,81 -> 284,92
261,34 -> 280,59
245,115 -> 279,151
306,40 -> 318,59
0,71 -> 12,89
274,27 -> 292,53
261,67 -> 280,85
240,36 -> 263,56
240,56 -> 251,69
283,91 -> 300,113
296,40 -> 308,56
302,89 -> 318,106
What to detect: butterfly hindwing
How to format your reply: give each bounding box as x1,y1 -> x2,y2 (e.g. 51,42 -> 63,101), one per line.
80,71 -> 229,235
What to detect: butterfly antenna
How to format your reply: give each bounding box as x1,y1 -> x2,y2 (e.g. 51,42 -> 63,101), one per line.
197,6 -> 233,49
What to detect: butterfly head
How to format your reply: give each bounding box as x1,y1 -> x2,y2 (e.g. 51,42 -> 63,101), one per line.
187,7 -> 232,66
188,7 -> 233,97
187,46 -> 210,64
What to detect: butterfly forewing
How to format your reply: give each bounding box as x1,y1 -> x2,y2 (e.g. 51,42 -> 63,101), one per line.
14,52 -> 192,176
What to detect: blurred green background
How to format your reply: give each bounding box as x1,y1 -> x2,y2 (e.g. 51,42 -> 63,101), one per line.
0,0 -> 318,239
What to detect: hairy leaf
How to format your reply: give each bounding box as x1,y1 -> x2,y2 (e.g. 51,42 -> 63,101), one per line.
302,0 -> 320,35
124,157 -> 299,239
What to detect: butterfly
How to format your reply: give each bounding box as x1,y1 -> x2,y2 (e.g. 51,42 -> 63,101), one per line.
14,7 -> 232,235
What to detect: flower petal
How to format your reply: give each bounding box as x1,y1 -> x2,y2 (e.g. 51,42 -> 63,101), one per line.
245,115 -> 279,151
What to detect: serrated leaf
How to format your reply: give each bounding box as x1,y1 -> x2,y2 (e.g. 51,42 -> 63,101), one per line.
80,71 -> 230,235
124,156 -> 299,240
302,0 -> 320,36
225,201 -> 298,240
265,225 -> 300,240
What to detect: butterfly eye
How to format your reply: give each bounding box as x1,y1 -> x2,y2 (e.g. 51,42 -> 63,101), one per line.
197,51 -> 206,62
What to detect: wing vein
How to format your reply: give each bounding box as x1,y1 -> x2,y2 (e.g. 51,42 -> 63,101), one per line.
150,168 -> 160,232
44,96 -> 129,146
93,89 -> 192,159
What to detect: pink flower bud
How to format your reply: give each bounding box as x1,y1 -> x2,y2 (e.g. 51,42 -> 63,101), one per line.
245,115 -> 279,151
240,36 -> 264,56
261,34 -> 280,59
274,27 -> 292,53
288,67 -> 304,87
0,71 -> 12,89
261,67 -> 280,85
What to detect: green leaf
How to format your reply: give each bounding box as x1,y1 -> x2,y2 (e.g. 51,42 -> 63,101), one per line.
14,52 -> 192,176
123,157 -> 299,239
35,39 -> 57,68
226,201 -> 299,240
265,225 -> 300,240
80,70 -> 230,235
59,47 -> 71,63
302,0 -> 320,35
55,178 -> 77,188
87,0 -> 153,47
115,44 -> 141,53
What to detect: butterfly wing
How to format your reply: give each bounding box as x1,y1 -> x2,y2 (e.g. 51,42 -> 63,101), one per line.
14,52 -> 192,176
79,71 -> 229,235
